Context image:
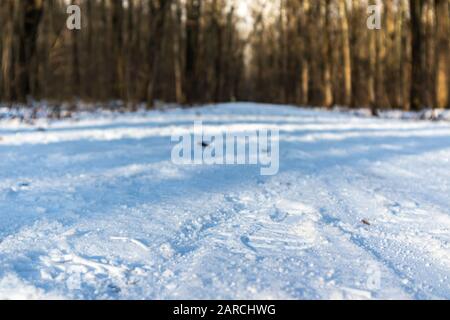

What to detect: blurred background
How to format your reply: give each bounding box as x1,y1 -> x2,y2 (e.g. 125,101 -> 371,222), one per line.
0,0 -> 448,111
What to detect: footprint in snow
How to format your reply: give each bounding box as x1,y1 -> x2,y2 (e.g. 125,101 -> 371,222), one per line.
6,187 -> 19,197
240,235 -> 257,252
18,182 -> 31,188
5,182 -> 31,196
388,200 -> 419,216
107,283 -> 122,294
389,203 -> 401,215
269,207 -> 288,223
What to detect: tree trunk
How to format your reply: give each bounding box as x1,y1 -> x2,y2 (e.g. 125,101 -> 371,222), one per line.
368,0 -> 377,112
185,0 -> 201,105
339,0 -> 352,107
71,0 -> 81,99
434,0 -> 449,108
112,0 -> 124,101
147,0 -> 171,108
410,0 -> 425,111
322,0 -> 333,108
172,2 -> 184,104
1,1 -> 15,101
299,0 -> 310,105
17,0 -> 44,103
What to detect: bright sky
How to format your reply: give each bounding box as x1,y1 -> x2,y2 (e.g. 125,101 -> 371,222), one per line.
234,0 -> 280,30
236,0 -> 251,18
234,0 -> 254,32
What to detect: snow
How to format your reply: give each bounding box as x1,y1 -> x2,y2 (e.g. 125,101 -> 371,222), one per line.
0,102 -> 449,300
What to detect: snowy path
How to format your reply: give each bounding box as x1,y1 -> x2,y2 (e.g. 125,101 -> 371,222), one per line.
0,103 -> 449,299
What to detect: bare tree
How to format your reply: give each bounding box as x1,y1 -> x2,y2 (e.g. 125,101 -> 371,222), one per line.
410,0 -> 426,111
17,0 -> 44,102
434,0 -> 449,109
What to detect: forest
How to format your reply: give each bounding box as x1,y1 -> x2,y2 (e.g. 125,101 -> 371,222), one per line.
0,0 -> 449,112
1,1 -> 450,301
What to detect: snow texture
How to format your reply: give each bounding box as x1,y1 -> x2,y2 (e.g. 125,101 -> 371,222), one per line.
0,103 -> 449,300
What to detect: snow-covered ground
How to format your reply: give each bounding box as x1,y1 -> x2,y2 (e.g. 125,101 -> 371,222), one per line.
0,103 -> 449,300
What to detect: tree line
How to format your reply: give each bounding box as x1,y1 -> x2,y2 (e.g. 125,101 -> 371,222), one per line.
250,0 -> 449,112
0,0 -> 448,112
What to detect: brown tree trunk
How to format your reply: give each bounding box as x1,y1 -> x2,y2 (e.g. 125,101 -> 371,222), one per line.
172,2 -> 184,104
100,0 -> 109,100
146,0 -> 172,108
299,0 -> 310,106
322,0 -> 333,108
185,0 -> 202,105
86,0 -> 94,99
17,0 -> 44,103
112,0 -> 124,101
339,0 -> 352,107
1,1 -> 15,101
71,0 -> 81,98
368,1 -> 377,113
434,0 -> 449,108
410,0 -> 425,111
